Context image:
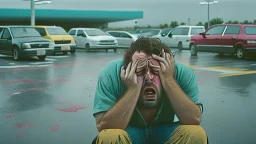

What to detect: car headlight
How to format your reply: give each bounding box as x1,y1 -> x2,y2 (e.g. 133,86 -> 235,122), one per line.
92,40 -> 100,43
247,40 -> 256,44
22,43 -> 31,48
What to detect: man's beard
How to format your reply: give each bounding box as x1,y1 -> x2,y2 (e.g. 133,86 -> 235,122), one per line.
137,84 -> 162,108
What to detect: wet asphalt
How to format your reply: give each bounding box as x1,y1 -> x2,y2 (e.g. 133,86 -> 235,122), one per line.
0,49 -> 255,144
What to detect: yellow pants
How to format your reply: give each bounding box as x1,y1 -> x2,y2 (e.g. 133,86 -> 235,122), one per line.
95,125 -> 207,144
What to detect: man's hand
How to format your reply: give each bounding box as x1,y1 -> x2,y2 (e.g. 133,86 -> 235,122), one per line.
121,60 -> 142,89
150,49 -> 175,84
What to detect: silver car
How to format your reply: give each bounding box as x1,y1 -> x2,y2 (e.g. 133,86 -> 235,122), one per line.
106,31 -> 138,48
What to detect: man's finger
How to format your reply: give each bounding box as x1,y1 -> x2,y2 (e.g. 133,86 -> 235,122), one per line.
125,62 -> 131,78
166,53 -> 171,66
160,62 -> 166,71
162,49 -> 166,59
149,61 -> 161,72
153,54 -> 168,66
130,60 -> 139,75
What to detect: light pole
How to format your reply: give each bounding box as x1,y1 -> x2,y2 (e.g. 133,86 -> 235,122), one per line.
24,0 -> 51,26
199,0 -> 218,28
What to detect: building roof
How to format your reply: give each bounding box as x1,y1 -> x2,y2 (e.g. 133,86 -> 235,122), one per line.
0,8 -> 143,23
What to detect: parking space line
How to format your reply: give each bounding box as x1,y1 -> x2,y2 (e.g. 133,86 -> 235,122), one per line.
219,70 -> 256,77
180,62 -> 256,77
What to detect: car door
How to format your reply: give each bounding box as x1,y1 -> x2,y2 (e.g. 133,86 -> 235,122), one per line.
76,30 -> 87,48
197,25 -> 226,53
167,27 -> 183,47
0,28 -> 13,55
119,32 -> 133,47
108,32 -> 123,46
178,27 -> 190,48
221,26 -> 240,54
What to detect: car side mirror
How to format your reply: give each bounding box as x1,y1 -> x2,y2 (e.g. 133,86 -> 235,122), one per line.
200,32 -> 206,38
168,33 -> 172,38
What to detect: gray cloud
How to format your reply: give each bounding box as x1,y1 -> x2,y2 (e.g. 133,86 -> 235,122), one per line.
1,0 -> 255,27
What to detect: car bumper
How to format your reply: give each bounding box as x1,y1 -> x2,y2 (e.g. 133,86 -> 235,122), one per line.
53,44 -> 76,52
90,44 -> 119,49
21,47 -> 54,57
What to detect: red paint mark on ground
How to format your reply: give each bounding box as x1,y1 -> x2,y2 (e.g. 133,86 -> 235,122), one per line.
46,78 -> 69,83
57,105 -> 86,112
7,114 -> 15,118
4,80 -> 39,85
14,123 -> 32,128
16,132 -> 28,139
51,124 -> 59,131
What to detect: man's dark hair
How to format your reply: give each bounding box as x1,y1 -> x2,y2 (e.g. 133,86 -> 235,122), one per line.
123,37 -> 172,68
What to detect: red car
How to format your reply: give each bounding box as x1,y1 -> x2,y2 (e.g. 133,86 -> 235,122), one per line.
189,24 -> 256,59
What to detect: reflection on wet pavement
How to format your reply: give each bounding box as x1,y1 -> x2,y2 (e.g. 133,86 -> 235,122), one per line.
0,50 -> 255,144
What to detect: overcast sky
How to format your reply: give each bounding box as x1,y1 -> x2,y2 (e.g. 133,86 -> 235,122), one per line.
1,0 -> 256,27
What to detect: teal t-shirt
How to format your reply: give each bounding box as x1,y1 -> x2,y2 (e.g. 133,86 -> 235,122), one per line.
93,59 -> 200,128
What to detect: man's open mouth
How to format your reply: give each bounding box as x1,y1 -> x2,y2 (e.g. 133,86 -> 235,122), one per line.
143,87 -> 156,101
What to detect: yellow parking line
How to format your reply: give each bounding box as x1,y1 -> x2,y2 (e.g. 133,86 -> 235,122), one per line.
219,70 -> 256,77
203,66 -> 249,71
180,62 -> 256,77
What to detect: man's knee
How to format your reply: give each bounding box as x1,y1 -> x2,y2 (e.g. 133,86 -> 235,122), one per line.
168,125 -> 207,144
96,129 -> 132,144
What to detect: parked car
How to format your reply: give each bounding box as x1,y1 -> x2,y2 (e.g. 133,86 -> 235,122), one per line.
68,28 -> 118,52
105,31 -> 138,48
190,24 -> 256,59
153,25 -> 205,51
0,26 -> 53,61
34,26 -> 76,55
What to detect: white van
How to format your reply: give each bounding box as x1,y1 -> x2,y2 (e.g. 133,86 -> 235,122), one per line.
68,28 -> 119,52
152,25 -> 205,51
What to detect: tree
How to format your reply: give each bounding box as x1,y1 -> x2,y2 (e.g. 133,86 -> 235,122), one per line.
226,20 -> 233,24
204,22 -> 209,29
164,23 -> 169,28
196,22 -> 203,26
254,20 -> 256,24
159,24 -> 165,29
147,25 -> 151,28
170,21 -> 179,28
180,22 -> 186,25
232,20 -> 239,24
210,17 -> 224,26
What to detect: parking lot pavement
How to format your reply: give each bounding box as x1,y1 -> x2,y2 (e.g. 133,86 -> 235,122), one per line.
0,49 -> 255,144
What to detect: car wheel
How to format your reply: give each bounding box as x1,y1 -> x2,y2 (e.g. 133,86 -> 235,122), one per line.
236,47 -> 244,59
178,42 -> 182,51
85,43 -> 90,52
13,47 -> 21,61
190,44 -> 197,56
38,55 -> 46,61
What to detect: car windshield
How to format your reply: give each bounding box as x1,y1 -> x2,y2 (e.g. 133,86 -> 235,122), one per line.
84,29 -> 107,36
244,26 -> 256,35
47,27 -> 68,35
10,27 -> 41,38
160,29 -> 172,35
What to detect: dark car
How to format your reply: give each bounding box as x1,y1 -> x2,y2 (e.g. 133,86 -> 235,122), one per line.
0,26 -> 54,61
190,24 -> 256,59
